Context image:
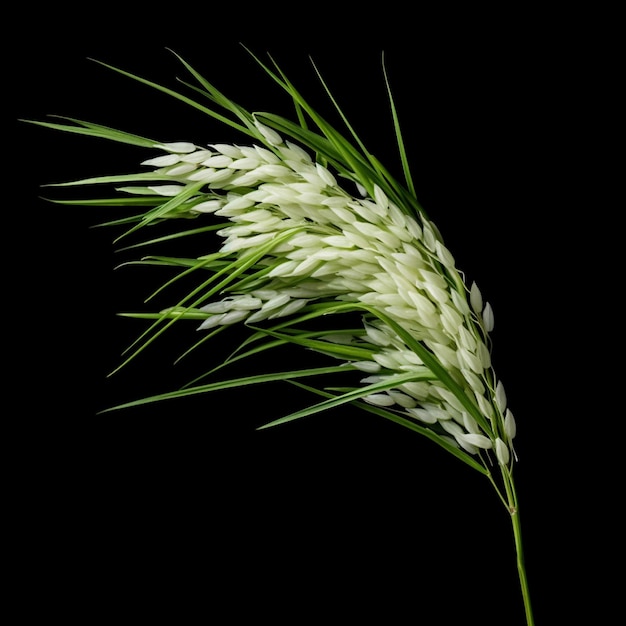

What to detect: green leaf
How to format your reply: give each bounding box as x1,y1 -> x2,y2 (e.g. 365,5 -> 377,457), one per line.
21,115 -> 158,147
287,380 -> 489,475
257,370 -> 435,429
89,57 -> 255,140
118,308 -> 209,321
45,172 -> 180,187
100,364 -> 360,413
249,326 -> 375,361
115,223 -> 225,252
381,52 -> 418,202
43,196 -> 162,207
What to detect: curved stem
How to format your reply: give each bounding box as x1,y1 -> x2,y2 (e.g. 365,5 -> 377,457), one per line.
500,465 -> 535,626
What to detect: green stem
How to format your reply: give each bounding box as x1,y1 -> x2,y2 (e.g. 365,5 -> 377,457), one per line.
500,465 -> 535,626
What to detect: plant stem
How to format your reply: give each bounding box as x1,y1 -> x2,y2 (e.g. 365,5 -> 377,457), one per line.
500,465 -> 535,626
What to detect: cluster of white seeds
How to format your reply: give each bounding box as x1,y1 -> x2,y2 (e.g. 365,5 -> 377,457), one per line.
131,123 -> 515,463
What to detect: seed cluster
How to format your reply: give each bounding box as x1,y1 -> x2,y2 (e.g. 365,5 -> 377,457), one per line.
134,125 -> 515,462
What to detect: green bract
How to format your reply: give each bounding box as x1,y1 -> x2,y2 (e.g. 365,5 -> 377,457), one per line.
27,48 -> 534,625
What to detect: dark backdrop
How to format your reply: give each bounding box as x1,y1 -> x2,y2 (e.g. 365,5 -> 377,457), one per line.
9,9 -> 603,625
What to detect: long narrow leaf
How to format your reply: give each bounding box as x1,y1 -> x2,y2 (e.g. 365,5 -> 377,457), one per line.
101,364 -> 360,413
21,116 -> 158,147
89,58 -> 254,140
287,380 -> 489,475
258,370 -> 436,429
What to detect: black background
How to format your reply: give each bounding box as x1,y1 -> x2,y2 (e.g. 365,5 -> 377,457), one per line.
9,7 -> 610,625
